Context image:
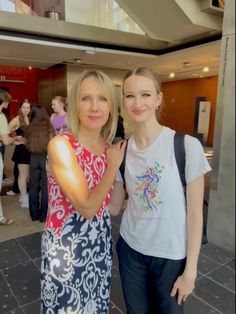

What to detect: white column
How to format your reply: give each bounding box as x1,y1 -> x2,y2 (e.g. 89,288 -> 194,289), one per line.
207,0 -> 235,252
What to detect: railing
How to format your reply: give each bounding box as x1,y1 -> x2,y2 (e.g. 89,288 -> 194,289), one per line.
0,0 -> 145,34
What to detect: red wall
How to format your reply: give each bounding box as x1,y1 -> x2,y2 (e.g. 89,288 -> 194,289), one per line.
0,66 -> 39,119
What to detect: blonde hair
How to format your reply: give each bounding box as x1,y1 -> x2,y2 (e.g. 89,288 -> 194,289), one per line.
52,96 -> 68,111
122,67 -> 163,120
67,70 -> 118,143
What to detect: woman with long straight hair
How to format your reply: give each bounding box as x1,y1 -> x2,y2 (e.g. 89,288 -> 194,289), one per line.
9,99 -> 32,207
25,104 -> 52,222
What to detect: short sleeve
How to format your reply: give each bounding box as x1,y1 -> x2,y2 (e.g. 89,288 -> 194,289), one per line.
0,114 -> 9,135
185,135 -> 211,184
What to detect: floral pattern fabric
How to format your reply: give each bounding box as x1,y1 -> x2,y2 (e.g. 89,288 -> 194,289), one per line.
41,133 -> 113,314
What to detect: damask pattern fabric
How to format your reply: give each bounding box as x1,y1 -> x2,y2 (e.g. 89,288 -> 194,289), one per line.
41,133 -> 113,314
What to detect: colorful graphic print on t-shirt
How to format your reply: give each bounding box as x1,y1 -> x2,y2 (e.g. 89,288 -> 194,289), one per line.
134,161 -> 164,212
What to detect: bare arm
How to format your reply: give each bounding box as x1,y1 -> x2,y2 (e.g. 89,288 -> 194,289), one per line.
48,136 -> 126,219
0,133 -> 16,145
171,175 -> 204,304
109,181 -> 126,216
8,116 -> 19,132
0,133 -> 25,146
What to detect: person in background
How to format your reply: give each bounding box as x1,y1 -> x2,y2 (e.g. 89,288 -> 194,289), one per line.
50,95 -> 68,135
115,108 -> 125,139
40,70 -> 126,313
8,99 -> 32,208
110,67 -> 211,314
0,89 -> 24,225
6,163 -> 20,196
25,104 -> 52,222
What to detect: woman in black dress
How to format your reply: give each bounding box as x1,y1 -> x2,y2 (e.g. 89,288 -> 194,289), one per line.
9,99 -> 32,207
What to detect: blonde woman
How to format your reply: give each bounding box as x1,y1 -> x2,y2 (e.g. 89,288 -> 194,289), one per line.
9,99 -> 32,208
41,70 -> 126,313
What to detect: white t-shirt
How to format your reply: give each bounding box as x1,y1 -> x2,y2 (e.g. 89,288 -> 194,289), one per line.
118,127 -> 211,260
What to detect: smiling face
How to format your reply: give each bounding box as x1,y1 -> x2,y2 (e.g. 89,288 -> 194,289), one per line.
77,76 -> 111,131
123,75 -> 162,125
21,102 -> 31,117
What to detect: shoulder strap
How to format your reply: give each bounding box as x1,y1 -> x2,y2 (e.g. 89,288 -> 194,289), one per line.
119,139 -> 128,190
174,132 -> 186,192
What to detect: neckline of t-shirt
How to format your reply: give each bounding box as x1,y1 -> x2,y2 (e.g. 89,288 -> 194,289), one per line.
130,126 -> 167,153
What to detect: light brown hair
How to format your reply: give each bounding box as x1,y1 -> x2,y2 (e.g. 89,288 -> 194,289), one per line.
18,99 -> 32,130
26,104 -> 52,153
122,67 -> 164,120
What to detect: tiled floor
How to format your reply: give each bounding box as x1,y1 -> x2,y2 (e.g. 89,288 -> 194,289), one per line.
0,211 -> 235,314
0,146 -> 235,313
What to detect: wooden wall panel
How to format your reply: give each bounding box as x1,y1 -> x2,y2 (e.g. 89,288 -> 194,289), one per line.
161,76 -> 218,146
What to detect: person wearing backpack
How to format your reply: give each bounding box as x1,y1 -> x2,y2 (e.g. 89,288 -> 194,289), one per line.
110,67 -> 211,314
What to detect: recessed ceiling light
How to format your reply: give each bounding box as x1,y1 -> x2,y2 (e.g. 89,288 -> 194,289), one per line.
169,72 -> 175,78
203,66 -> 210,73
74,58 -> 82,64
85,50 -> 95,55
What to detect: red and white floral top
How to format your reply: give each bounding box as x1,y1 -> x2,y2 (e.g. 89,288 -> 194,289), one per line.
45,132 -> 112,237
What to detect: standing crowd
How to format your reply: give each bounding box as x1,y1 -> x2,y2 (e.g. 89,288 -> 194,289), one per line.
0,93 -> 67,225
0,67 -> 211,314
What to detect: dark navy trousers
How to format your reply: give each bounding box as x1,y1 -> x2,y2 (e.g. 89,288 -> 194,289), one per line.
29,153 -> 48,222
116,235 -> 186,314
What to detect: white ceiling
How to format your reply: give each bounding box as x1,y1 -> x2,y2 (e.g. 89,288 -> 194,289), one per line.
0,34 -> 221,82
0,0 -> 223,82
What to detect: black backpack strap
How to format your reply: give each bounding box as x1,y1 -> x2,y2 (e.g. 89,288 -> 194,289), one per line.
119,139 -> 128,190
174,132 -> 186,192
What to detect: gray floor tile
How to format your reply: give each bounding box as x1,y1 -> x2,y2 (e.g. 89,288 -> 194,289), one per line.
0,272 -> 18,314
33,257 -> 41,271
225,258 -> 235,271
110,267 -> 126,314
0,240 -> 29,271
112,231 -> 120,244
194,276 -> 235,314
22,299 -> 40,314
109,301 -> 124,313
5,308 -> 24,314
198,253 -> 221,275
112,249 -> 119,268
184,294 -> 223,314
111,214 -> 123,226
3,261 -> 40,306
200,243 -> 234,264
207,265 -> 235,292
16,233 -> 42,259
111,222 -> 120,234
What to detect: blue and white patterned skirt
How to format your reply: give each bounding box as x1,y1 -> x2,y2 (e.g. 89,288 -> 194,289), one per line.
41,210 -> 112,314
